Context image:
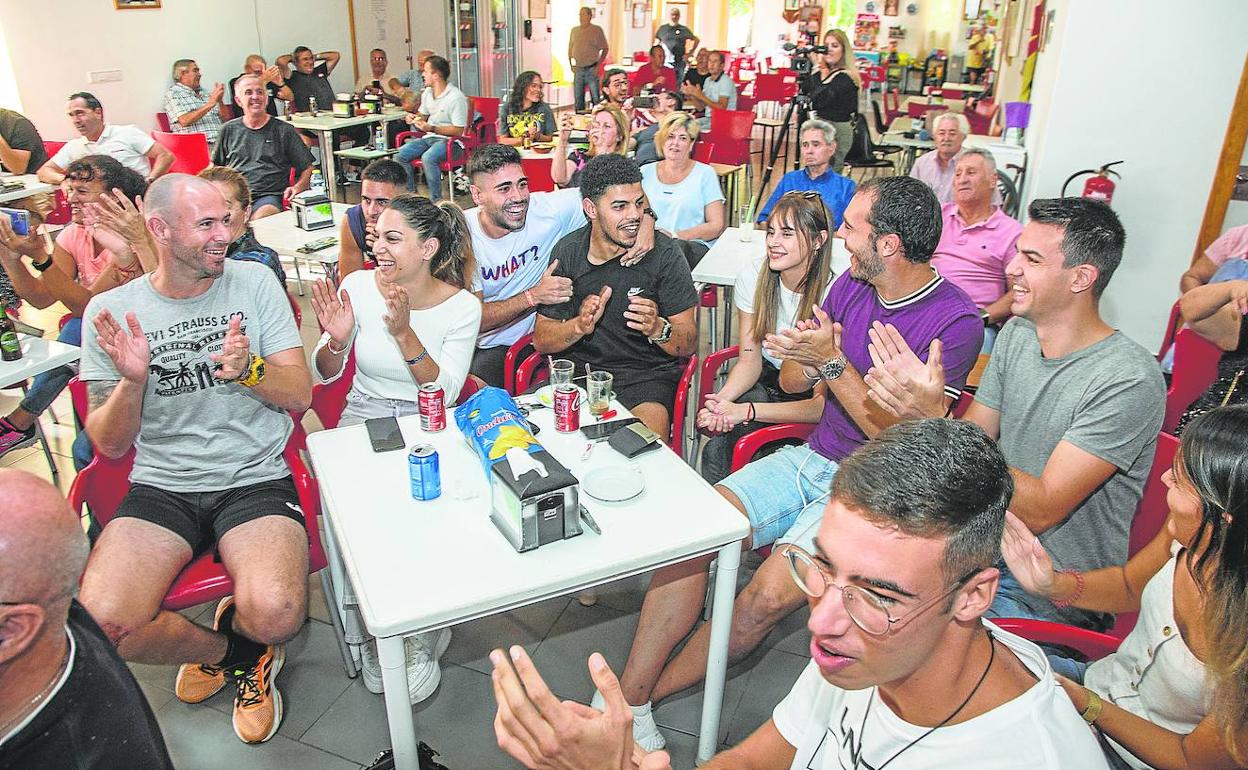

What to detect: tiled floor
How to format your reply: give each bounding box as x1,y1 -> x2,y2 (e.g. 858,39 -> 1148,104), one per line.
1,294 -> 815,770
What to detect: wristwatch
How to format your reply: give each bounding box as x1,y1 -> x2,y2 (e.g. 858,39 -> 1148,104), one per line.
236,353 -> 267,388
817,355 -> 847,381
648,318 -> 673,345
1079,691 -> 1104,725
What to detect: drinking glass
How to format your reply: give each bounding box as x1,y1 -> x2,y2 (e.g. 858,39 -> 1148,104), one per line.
739,206 -> 754,240
550,359 -> 575,388
587,371 -> 614,417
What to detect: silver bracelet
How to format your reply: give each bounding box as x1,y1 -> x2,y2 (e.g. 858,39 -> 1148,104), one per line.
404,349 -> 428,367
326,338 -> 349,356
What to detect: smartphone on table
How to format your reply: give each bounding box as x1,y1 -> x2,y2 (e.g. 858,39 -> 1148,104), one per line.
365,416 -> 405,452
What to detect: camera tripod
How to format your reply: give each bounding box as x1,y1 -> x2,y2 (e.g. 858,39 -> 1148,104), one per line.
753,92 -> 812,215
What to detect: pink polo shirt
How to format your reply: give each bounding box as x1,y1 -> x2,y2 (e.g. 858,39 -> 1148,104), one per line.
1205,223 -> 1248,266
930,202 -> 1022,307
54,224 -> 115,289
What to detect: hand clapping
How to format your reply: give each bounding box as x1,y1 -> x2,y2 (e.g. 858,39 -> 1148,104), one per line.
210,314 -> 251,381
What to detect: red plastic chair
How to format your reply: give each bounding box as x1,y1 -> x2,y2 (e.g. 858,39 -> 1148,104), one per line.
730,423 -> 815,473
470,96 -> 501,145
394,131 -> 471,203
692,142 -> 715,164
66,378 -> 328,612
520,157 -> 556,193
1163,328 -> 1222,434
632,51 -> 650,64
884,87 -> 903,122
504,333 -> 536,395
751,73 -> 786,119
907,102 -> 945,120
1155,300 -> 1182,362
41,140 -> 73,227
155,112 -> 172,132
992,618 -> 1121,661
151,130 -> 211,175
308,351 -> 481,431
706,109 -> 755,167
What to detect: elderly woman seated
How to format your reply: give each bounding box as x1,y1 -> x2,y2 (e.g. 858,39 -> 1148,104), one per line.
639,111 -> 725,266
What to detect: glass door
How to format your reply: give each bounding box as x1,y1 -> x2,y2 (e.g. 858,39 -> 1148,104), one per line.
448,0 -> 481,96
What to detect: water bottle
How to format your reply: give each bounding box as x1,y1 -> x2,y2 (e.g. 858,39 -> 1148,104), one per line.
309,96 -> 319,116
310,167 -> 325,194
373,124 -> 387,151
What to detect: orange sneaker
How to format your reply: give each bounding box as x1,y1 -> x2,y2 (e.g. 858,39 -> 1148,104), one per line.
174,596 -> 234,704
230,643 -> 286,744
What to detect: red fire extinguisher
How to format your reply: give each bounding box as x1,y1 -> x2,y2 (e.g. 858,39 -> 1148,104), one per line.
1061,161 -> 1124,205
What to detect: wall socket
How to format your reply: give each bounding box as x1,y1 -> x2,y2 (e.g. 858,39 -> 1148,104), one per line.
88,70 -> 123,83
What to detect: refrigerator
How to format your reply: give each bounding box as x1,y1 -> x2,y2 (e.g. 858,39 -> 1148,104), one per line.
447,0 -> 521,99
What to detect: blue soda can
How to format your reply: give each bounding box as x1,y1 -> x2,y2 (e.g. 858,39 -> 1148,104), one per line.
408,444 -> 441,500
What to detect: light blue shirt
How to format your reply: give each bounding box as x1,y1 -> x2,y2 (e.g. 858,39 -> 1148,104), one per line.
701,73 -> 737,110
641,161 -> 725,246
757,167 -> 856,227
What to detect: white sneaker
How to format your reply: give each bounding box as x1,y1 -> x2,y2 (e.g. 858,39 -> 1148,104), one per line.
359,628 -> 452,704
590,692 -> 665,751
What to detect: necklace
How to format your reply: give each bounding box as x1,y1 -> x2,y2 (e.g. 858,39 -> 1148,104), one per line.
855,631 -> 997,770
0,643 -> 71,741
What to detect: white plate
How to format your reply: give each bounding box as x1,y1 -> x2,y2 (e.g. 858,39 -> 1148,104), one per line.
582,464 -> 645,503
535,384 -> 587,407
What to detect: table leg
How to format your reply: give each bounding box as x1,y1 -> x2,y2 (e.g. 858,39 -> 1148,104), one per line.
698,540 -> 742,763
319,129 -> 339,203
378,634 -> 419,770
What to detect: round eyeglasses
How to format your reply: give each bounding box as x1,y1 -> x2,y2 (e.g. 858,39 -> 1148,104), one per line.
780,545 -> 980,637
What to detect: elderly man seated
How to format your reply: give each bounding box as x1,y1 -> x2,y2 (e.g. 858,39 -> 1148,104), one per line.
909,111 -> 969,203
534,154 -> 697,440
162,58 -> 226,149
755,118 -> 856,229
930,147 -> 1022,352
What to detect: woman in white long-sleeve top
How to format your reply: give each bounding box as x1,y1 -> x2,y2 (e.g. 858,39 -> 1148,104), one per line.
310,194 -> 482,426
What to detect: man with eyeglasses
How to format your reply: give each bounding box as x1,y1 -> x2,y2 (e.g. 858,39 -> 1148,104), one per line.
488,420 -> 1110,769
596,175 -> 984,751
0,469 -> 173,768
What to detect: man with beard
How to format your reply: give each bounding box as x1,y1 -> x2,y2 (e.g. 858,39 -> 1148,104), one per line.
464,144 -> 655,387
597,175 -> 983,751
535,154 -> 697,439
335,158 -> 408,283
213,75 -> 315,219
76,173 -> 312,745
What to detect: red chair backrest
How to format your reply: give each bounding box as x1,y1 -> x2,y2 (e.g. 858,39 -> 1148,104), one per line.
692,142 -> 715,164
521,157 -> 556,193
41,141 -> 73,226
151,131 -> 211,175
1156,300 -> 1182,361
735,94 -> 757,113
992,618 -> 1121,661
471,96 -> 501,144
752,73 -> 786,103
310,353 -> 357,430
907,102 -> 945,119
155,112 -> 172,132
668,354 -> 699,458
964,109 -> 992,136
504,333 -> 536,395
1163,328 -> 1222,433
710,109 -> 755,139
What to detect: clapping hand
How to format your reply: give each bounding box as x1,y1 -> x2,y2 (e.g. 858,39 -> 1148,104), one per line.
1000,510 -> 1058,598
575,286 -> 612,336
86,188 -> 146,261
210,314 -> 252,381
696,393 -> 744,434
491,645 -> 672,770
623,295 -> 662,338
210,82 -> 226,104
762,306 -> 842,371
262,65 -> 283,84
381,280 -> 412,338
310,278 -> 355,348
93,309 -> 151,384
863,321 -> 946,420
558,113 -> 574,140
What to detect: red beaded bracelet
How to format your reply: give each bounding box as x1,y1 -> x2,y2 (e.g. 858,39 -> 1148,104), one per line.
1052,569 -> 1085,608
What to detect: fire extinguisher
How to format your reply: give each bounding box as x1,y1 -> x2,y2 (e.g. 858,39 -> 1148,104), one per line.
1061,161 -> 1124,205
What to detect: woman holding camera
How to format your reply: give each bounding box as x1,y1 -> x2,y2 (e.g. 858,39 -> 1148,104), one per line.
809,28 -> 860,173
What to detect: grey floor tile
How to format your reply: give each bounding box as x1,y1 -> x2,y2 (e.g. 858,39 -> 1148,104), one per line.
155,696 -> 357,769
590,570 -> 653,614
139,679 -> 175,713
723,646 -> 809,744
528,601 -> 638,704
307,571 -> 332,625
442,594 -> 570,675
275,619 -> 356,739
0,444 -> 76,492
302,664 -> 524,768
649,651 -> 751,744
764,602 -> 812,657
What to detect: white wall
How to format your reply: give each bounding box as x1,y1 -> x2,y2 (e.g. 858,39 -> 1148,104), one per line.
0,0 -> 353,137
1021,0 -> 1248,351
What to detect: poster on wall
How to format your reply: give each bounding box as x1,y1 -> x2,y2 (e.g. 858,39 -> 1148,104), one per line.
115,0 -> 160,7
883,0 -> 899,16
854,14 -> 881,49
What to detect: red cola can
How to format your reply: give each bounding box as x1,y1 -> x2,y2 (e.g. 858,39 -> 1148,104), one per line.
418,382 -> 446,432
553,384 -> 581,433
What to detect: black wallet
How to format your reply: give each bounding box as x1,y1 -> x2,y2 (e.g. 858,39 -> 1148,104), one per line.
608,422 -> 662,458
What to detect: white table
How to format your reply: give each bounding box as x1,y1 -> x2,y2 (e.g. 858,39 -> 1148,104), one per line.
250,202 -> 351,295
0,174 -> 56,205
283,111 -> 408,202
1,334 -> 81,479
884,117 -> 1027,176
307,401 -> 750,770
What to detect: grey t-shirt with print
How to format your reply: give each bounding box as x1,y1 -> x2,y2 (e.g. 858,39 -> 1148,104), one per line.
975,317 -> 1165,628
80,261 -> 302,492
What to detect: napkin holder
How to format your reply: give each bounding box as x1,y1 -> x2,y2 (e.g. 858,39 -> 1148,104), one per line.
292,193 -> 334,231
489,449 -> 582,552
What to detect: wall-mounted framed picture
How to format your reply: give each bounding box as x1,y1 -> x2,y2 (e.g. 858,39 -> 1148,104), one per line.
784,0 -> 800,10
115,0 -> 161,7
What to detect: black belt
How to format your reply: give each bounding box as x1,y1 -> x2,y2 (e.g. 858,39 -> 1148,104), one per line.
575,62 -> 599,69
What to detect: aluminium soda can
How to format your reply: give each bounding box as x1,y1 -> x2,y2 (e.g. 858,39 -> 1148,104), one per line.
418,382 -> 446,432
408,444 -> 441,500
553,384 -> 580,433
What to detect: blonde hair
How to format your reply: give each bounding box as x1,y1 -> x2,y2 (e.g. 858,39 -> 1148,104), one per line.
654,112 -> 701,160
752,192 -> 834,344
823,29 -> 862,88
590,104 -> 630,157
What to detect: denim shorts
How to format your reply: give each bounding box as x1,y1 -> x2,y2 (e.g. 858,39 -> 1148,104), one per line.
717,444 -> 839,551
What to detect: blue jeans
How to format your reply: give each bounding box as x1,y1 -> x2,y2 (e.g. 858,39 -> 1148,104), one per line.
573,66 -> 601,112
395,136 -> 449,200
20,317 -> 80,416
718,444 -> 840,551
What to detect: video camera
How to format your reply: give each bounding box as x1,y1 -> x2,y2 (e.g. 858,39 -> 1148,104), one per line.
783,42 -> 828,77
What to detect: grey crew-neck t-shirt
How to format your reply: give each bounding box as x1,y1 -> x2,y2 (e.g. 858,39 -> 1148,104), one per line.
975,317 -> 1166,627
80,261 -> 303,492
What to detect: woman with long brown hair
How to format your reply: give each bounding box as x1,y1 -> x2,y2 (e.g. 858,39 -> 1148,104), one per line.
1003,404 -> 1248,769
696,191 -> 837,483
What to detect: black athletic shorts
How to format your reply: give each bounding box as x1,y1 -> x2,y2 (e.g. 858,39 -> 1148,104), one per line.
114,476 -> 305,555
613,367 -> 681,414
